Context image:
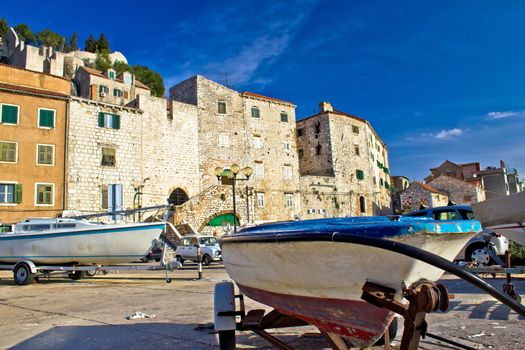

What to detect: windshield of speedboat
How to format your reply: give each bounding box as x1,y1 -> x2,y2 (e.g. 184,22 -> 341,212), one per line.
199,237 -> 218,246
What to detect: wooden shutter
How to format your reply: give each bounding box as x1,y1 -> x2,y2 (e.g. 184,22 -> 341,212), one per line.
114,114 -> 120,129
14,184 -> 22,203
98,112 -> 105,127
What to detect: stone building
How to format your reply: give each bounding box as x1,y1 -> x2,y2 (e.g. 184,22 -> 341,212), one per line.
424,160 -> 483,188
476,160 -> 520,199
169,76 -> 301,224
73,66 -> 150,105
399,181 -> 449,212
296,102 -> 392,218
391,175 -> 410,214
427,174 -> 485,205
0,64 -> 70,224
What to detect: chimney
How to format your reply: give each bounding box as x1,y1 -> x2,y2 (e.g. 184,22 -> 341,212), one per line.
319,101 -> 333,113
500,160 -> 506,169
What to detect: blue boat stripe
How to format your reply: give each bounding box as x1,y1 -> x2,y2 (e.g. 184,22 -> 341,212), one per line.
0,223 -> 165,241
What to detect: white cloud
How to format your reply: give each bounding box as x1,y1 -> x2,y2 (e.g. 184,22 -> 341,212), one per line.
433,128 -> 463,140
486,110 -> 524,120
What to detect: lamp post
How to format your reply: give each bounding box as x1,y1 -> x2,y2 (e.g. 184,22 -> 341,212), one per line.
215,164 -> 252,234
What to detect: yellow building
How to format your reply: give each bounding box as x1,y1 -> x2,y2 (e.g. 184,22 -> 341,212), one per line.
0,64 -> 70,224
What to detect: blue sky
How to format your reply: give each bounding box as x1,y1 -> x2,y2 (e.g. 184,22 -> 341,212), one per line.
4,0 -> 525,181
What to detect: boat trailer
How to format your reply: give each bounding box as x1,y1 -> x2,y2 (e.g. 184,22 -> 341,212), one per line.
214,235 -> 525,350
0,242 -> 179,285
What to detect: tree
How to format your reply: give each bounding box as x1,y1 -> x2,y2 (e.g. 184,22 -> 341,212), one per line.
85,34 -> 97,53
66,32 -> 78,52
131,64 -> 165,97
94,49 -> 112,71
0,17 -> 8,39
36,28 -> 63,48
14,24 -> 36,44
97,33 -> 110,52
113,60 -> 131,74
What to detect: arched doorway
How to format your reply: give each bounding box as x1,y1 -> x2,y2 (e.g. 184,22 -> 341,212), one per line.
168,188 -> 189,205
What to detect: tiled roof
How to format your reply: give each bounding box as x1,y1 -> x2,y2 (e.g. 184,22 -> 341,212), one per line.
0,63 -> 71,82
0,82 -> 69,98
241,91 -> 294,106
414,181 -> 446,195
81,66 -> 151,90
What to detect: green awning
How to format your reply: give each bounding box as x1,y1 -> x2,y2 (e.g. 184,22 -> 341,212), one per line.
206,214 -> 239,226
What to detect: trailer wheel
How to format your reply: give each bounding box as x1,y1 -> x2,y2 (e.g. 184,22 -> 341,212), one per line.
13,263 -> 34,285
202,254 -> 212,266
68,271 -> 85,280
85,269 -> 97,277
218,330 -> 236,350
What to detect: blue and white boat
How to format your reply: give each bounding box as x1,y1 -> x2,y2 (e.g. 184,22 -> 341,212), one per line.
220,216 -> 482,347
0,218 -> 165,265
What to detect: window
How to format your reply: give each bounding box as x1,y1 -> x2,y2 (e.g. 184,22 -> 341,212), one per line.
255,162 -> 264,177
98,112 -> 120,129
433,210 -> 460,221
1,104 -> 19,125
380,178 -> 384,187
251,106 -> 260,118
283,165 -> 293,180
0,141 -> 17,163
297,128 -> 303,137
385,182 -> 390,190
108,70 -> 115,79
315,143 -> 322,155
283,142 -> 291,151
101,187 -> 108,209
280,112 -> 288,123
314,121 -> 321,134
354,145 -> 360,156
99,85 -> 109,95
218,101 -> 227,114
37,144 -> 54,165
298,149 -> 304,159
0,183 -> 21,204
352,125 -> 359,134
356,169 -> 364,180
373,176 -> 377,185
285,193 -> 293,208
101,147 -> 116,167
35,183 -> 54,205
218,133 -> 229,147
253,135 -> 262,149
256,192 -> 265,208
113,88 -> 123,97
38,108 -> 55,128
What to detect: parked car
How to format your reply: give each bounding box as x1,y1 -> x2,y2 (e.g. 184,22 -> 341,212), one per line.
175,235 -> 221,266
141,240 -> 164,262
406,205 -> 509,265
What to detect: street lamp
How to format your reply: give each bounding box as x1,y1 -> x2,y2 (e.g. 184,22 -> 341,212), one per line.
215,164 -> 252,234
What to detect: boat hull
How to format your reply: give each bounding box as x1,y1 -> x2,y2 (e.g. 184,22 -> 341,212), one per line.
220,218 -> 480,346
488,223 -> 525,246
0,222 -> 165,265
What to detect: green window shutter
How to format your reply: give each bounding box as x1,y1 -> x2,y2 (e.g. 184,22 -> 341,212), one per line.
114,114 -> 120,129
356,169 -> 364,180
14,184 -> 22,203
2,105 -> 18,124
98,112 -> 105,127
39,109 -> 55,128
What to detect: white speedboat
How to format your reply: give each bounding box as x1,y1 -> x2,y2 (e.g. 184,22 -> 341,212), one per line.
0,218 -> 165,265
220,216 -> 481,347
472,192 -> 525,245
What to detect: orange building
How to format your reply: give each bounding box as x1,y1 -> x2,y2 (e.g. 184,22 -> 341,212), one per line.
0,64 -> 70,224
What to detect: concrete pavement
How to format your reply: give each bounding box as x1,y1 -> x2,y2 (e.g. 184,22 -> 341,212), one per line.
0,264 -> 523,349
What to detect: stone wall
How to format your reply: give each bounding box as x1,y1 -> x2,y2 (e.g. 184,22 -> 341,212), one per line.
67,98 -> 143,214
427,174 -> 485,204
137,95 -> 201,206
299,175 -> 352,219
400,182 -> 449,212
296,114 -> 334,176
